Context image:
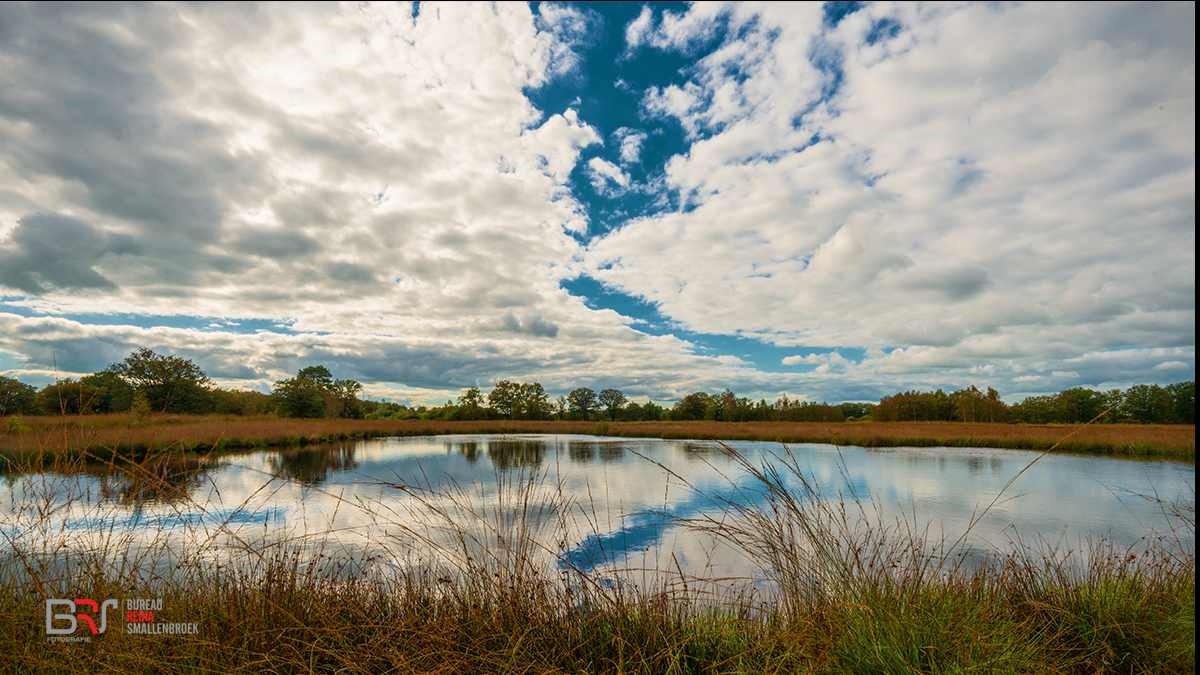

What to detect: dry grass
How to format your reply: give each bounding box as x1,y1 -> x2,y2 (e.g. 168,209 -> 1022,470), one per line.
1,414 -> 1194,461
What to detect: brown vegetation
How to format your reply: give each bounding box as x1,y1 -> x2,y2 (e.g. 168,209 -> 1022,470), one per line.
0,414 -> 1194,460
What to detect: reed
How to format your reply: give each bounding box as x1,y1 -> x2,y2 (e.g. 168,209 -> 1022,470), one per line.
1,414 -> 1194,461
0,431 -> 1193,673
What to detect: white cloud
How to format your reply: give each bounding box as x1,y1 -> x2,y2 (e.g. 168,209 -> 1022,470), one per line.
0,5 -> 603,344
586,1 -> 1195,397
623,5 -> 655,53
782,351 -> 852,367
623,3 -> 735,56
614,128 -> 649,165
0,3 -> 1190,405
586,157 -> 630,192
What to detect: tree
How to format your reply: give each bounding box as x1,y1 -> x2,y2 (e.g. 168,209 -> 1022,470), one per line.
272,365 -> 364,419
598,389 -> 627,421
457,387 -> 486,420
955,385 -> 986,423
80,371 -> 135,413
672,392 -> 710,421
1121,384 -> 1173,424
36,379 -> 102,415
518,382 -> 549,420
0,375 -> 38,415
708,389 -> 752,421
1166,381 -> 1195,425
567,387 -> 597,420
840,402 -> 872,420
641,401 -> 665,421
110,348 -> 213,413
488,380 -> 521,419
332,379 -> 364,419
210,388 -> 272,416
272,376 -> 326,418
296,365 -> 334,388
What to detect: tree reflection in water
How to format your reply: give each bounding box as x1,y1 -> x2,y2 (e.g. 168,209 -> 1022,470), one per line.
266,444 -> 360,485
597,443 -> 625,463
568,443 -> 596,464
486,440 -> 546,470
95,455 -> 222,504
447,441 -> 483,464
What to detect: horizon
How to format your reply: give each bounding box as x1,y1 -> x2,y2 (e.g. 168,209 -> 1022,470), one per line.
0,2 -> 1194,408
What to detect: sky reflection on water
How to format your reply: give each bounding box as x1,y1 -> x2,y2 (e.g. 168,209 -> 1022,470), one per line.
1,435 -> 1193,587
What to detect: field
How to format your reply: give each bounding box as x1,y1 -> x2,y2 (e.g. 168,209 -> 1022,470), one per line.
0,414 -> 1195,461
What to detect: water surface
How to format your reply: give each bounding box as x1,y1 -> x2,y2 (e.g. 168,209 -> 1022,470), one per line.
2,435 -> 1193,588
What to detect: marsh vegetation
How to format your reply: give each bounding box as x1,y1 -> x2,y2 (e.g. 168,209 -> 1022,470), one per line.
0,432 -> 1193,673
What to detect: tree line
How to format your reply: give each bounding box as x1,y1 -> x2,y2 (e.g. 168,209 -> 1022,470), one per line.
0,348 -> 1193,425
367,385 -> 869,423
873,382 -> 1194,425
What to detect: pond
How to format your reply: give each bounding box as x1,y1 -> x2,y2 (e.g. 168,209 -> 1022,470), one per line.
1,434 -> 1193,592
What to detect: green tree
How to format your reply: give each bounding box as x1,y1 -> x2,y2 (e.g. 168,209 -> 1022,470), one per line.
296,365 -> 334,387
80,370 -> 135,413
1121,384 -> 1174,424
488,380 -> 521,419
955,386 -> 986,423
641,401 -> 666,421
673,392 -> 710,421
272,376 -> 326,418
0,375 -> 38,415
331,379 -> 364,419
457,387 -> 486,420
210,388 -> 272,416
567,387 -> 597,421
36,379 -> 103,415
1166,381 -> 1194,424
598,388 -> 627,421
710,390 -> 752,421
839,402 -> 872,420
110,348 -> 213,413
273,365 -> 364,419
517,382 -> 550,420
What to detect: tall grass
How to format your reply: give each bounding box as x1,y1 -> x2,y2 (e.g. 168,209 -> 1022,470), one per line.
0,432 -> 1193,673
1,414 -> 1194,461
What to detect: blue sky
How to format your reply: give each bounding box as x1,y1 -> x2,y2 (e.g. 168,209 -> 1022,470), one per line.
0,1 -> 1194,405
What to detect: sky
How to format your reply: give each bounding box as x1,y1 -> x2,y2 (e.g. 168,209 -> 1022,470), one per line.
0,1 -> 1194,406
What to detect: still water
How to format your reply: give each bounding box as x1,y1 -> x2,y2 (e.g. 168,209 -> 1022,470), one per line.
1,435 -> 1193,587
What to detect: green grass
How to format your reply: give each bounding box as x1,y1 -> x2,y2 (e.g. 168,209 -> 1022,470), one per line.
0,439 -> 1193,674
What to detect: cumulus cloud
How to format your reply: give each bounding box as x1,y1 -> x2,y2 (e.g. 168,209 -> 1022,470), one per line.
0,3 -> 1191,403
0,213 -> 138,293
622,3 -> 730,55
0,311 -> 864,403
586,1 -> 1195,396
614,127 -> 649,165
782,351 -> 853,367
0,5 -> 606,341
586,157 -> 631,192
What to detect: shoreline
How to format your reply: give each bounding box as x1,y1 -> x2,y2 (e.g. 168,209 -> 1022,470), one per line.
1,415 -> 1194,463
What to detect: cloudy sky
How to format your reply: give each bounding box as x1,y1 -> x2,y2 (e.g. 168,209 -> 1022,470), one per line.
0,1 -> 1194,405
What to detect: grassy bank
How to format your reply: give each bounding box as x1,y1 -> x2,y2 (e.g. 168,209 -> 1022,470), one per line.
0,440 -> 1194,673
2,414 -> 1195,461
